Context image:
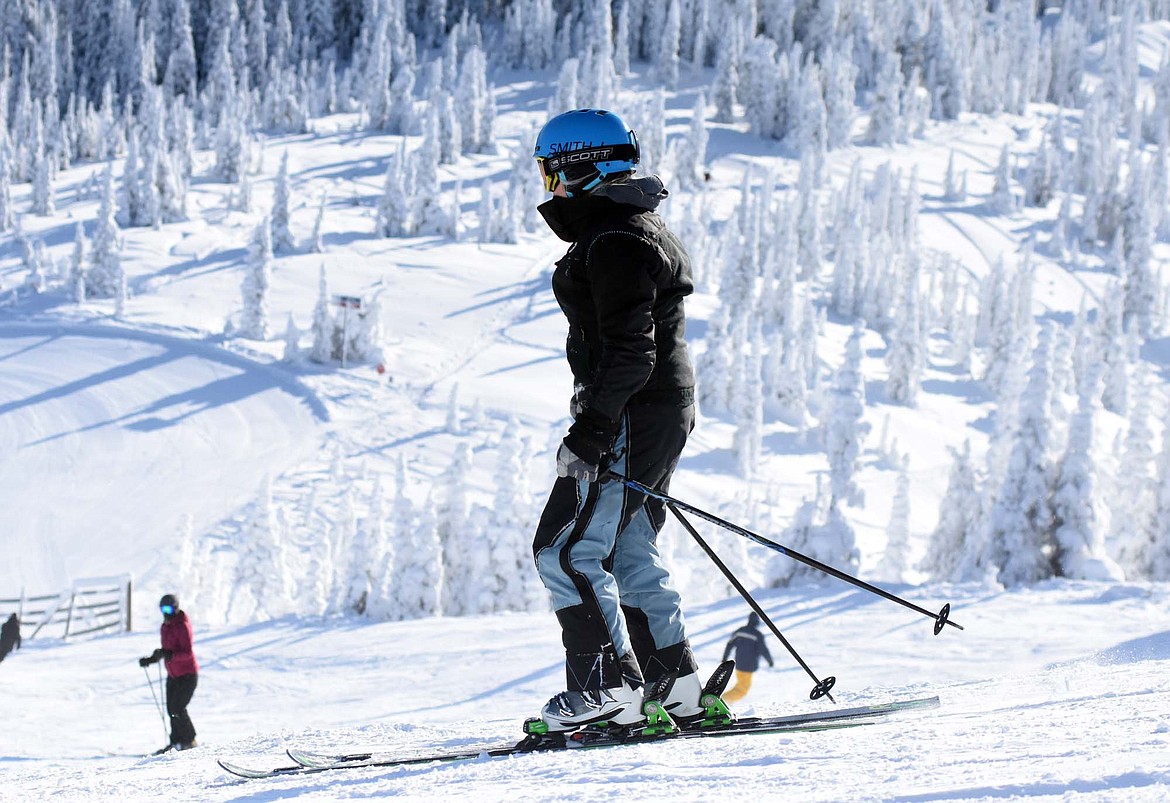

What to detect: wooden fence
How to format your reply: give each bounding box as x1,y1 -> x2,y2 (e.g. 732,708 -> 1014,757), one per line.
0,575 -> 132,641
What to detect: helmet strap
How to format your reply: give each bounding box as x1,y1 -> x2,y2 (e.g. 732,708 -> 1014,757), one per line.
540,143 -> 638,176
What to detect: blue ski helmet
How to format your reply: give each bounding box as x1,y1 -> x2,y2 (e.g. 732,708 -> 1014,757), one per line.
533,109 -> 639,197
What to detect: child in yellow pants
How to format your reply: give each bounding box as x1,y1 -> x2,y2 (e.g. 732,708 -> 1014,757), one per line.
721,613 -> 773,703
722,670 -> 755,703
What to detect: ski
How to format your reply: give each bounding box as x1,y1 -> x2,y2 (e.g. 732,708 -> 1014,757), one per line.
218,694 -> 939,780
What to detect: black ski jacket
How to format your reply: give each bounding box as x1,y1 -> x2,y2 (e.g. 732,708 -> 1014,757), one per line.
538,176 -> 695,426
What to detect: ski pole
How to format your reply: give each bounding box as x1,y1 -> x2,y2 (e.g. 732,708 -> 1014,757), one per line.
667,502 -> 837,702
143,664 -> 168,744
606,471 -> 963,635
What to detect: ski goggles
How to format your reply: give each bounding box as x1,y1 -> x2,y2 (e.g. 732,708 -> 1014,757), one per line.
160,604 -> 176,615
535,143 -> 639,193
535,157 -> 561,193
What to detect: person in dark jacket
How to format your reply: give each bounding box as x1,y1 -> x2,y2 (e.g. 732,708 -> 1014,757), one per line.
0,613 -> 21,663
139,593 -> 199,751
530,108 -> 708,732
721,613 -> 774,703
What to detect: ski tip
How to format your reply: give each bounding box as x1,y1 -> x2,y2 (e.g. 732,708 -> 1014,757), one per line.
218,759 -> 269,779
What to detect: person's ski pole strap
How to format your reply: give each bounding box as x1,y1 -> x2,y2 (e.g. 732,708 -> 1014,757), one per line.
605,471 -> 963,634
665,502 -> 836,702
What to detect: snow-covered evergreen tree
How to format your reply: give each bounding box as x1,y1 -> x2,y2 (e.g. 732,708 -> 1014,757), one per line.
31,147 -> 53,216
552,57 -> 579,114
234,479 -> 292,620
822,46 -> 856,150
488,417 -> 540,613
437,93 -> 462,165
796,154 -> 822,278
271,151 -> 295,254
87,165 -> 122,299
310,193 -> 326,253
765,481 -> 860,587
0,145 -> 14,231
375,141 -> 412,238
765,495 -> 818,588
70,222 -> 88,303
923,0 -> 964,119
656,0 -> 681,89
1149,404 -> 1170,581
988,324 -> 1057,587
1024,131 -> 1056,209
989,145 -> 1015,215
239,217 -> 272,340
1052,369 -> 1123,581
885,259 -> 925,405
711,27 -> 739,124
456,45 -> 494,153
732,334 -> 765,482
309,265 -> 333,363
825,323 -> 870,508
921,441 -> 983,581
398,488 -> 443,619
299,522 -> 332,613
1110,366 -> 1158,576
876,459 -> 912,583
943,149 -> 965,202
281,313 -> 300,362
437,443 -> 474,616
478,181 -> 496,244
344,497 -> 376,616
674,92 -> 709,191
1122,154 -> 1158,338
348,292 -> 386,366
1098,286 -> 1131,416
866,50 -> 901,147
22,235 -> 47,294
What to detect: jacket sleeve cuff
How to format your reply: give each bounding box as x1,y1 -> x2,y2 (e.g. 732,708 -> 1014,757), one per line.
563,408 -> 619,464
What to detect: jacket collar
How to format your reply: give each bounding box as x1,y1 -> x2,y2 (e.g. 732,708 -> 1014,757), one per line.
537,176 -> 669,243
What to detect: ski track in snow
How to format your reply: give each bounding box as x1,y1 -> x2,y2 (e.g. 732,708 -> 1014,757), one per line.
0,321 -> 326,593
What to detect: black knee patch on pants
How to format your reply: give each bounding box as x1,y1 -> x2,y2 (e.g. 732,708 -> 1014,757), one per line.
556,604 -> 648,691
621,604 -> 655,671
642,640 -> 699,684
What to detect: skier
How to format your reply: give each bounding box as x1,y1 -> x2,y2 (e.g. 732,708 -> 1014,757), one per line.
530,108 -> 709,732
721,613 -> 774,703
138,593 -> 199,751
0,613 -> 20,664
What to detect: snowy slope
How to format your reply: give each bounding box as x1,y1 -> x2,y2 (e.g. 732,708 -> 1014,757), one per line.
2,582 -> 1168,800
0,323 -> 325,593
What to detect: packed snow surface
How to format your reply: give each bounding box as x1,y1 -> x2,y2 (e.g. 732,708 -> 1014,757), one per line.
0,323 -> 324,593
2,582 -> 1169,801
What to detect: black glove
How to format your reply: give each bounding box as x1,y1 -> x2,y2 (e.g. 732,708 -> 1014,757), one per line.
139,648 -> 164,667
559,409 -> 619,482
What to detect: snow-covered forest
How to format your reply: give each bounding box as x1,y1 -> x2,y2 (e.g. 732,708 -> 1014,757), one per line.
3,0 -> 1170,628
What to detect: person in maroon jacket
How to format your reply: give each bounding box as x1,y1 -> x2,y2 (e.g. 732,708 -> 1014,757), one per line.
139,593 -> 199,751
